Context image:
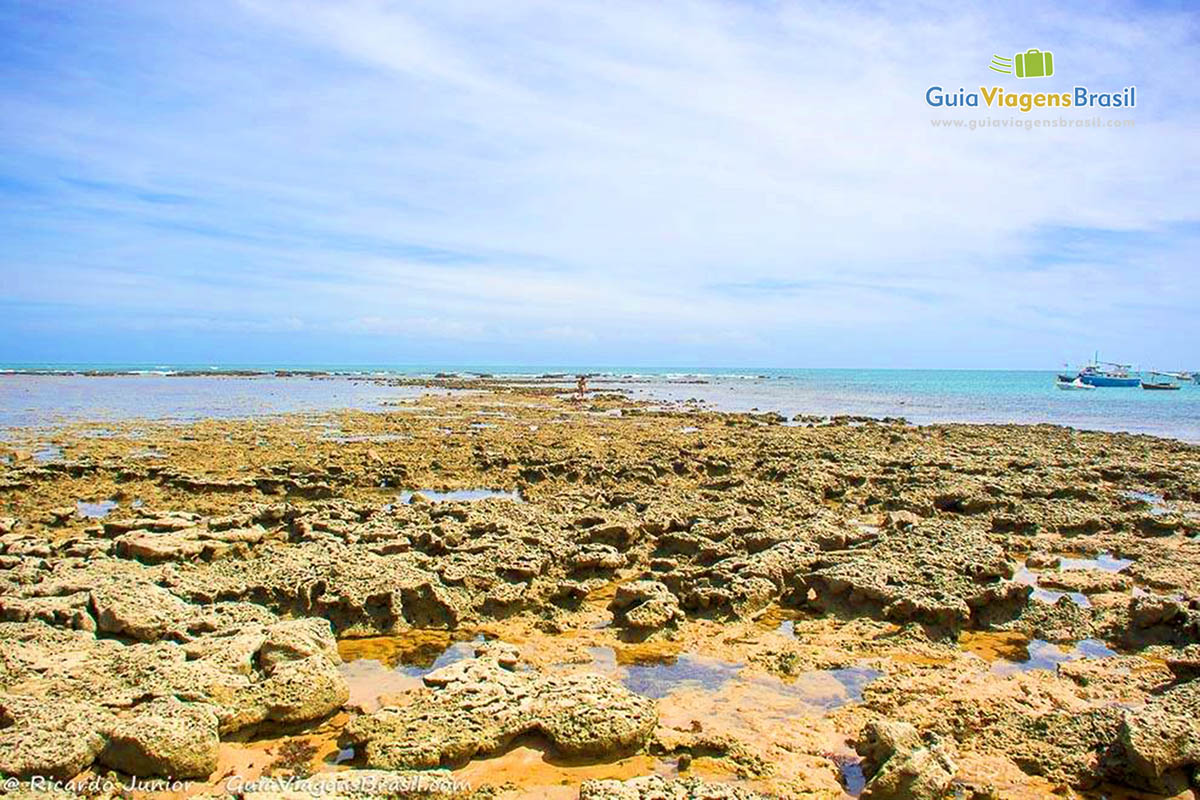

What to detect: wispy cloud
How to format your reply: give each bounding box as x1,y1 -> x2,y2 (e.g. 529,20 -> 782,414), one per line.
0,0 -> 1197,366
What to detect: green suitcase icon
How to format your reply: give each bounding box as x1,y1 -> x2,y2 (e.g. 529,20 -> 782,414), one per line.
1014,48 -> 1053,78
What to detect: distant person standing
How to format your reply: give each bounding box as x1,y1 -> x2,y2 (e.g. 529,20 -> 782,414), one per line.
575,374 -> 588,402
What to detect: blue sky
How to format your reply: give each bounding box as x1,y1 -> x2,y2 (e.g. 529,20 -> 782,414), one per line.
1,0 -> 1197,368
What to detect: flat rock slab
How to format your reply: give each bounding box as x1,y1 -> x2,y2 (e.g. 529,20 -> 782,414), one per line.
343,643 -> 656,770
99,696 -> 219,779
580,776 -> 774,799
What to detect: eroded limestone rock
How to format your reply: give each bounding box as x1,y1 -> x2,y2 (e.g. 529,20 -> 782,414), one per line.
342,644 -> 656,769
803,524 -> 1025,634
609,580 -> 684,630
579,775 -> 773,799
215,652 -> 349,734
0,694 -> 112,779
1115,679 -> 1200,794
90,582 -> 193,641
99,697 -> 220,778
258,618 -> 341,672
856,720 -> 956,800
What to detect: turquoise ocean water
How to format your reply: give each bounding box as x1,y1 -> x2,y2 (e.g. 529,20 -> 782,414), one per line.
1,365 -> 1198,442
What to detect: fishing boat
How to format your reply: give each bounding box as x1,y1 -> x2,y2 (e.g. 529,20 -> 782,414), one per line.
1076,359 -> 1140,388
1141,372 -> 1181,391
1056,377 -> 1096,391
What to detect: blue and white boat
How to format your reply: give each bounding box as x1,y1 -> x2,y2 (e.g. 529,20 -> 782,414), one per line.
1076,361 -> 1140,388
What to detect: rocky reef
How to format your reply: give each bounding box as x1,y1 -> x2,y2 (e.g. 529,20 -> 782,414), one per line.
343,641 -> 656,770
0,386 -> 1198,798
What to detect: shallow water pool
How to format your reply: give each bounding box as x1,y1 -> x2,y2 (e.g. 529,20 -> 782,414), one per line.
1014,565 -> 1090,607
619,652 -> 744,699
991,638 -> 1116,674
76,499 -> 118,518
587,647 -> 881,713
337,632 -> 484,710
399,488 -> 523,503
1058,552 -> 1133,572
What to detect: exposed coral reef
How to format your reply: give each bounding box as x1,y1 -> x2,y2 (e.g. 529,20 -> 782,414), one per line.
1,384 -> 1198,798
